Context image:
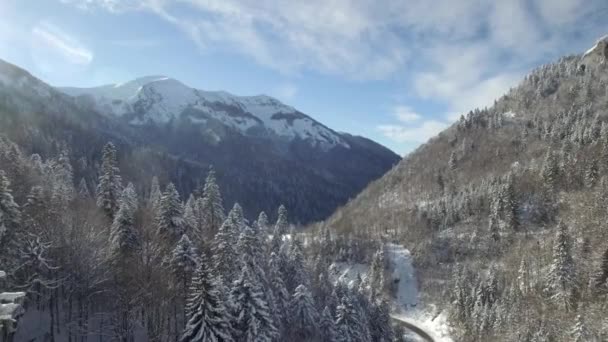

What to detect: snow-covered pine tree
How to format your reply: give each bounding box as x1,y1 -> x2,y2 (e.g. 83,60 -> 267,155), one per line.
571,313 -> 591,342
545,221 -> 577,311
0,170 -> 20,249
96,142 -> 123,219
268,252 -> 289,332
448,151 -> 457,170
169,234 -> 198,292
149,176 -> 162,210
585,159 -> 599,188
211,215 -> 239,285
288,284 -> 319,341
182,253 -> 234,342
286,235 -> 309,292
183,194 -> 197,234
335,295 -> 367,342
109,183 -> 139,261
593,246 -> 608,292
199,167 -> 225,239
78,178 -> 91,199
52,150 -> 75,204
255,211 -> 268,233
368,299 -> 394,342
229,265 -> 278,342
319,306 -> 337,342
367,248 -> 386,299
156,182 -> 184,243
541,149 -> 559,191
275,205 -> 289,236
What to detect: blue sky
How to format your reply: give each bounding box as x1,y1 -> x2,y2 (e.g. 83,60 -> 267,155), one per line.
1,0 -> 607,154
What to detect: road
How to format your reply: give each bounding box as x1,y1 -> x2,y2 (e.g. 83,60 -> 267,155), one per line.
391,315 -> 435,342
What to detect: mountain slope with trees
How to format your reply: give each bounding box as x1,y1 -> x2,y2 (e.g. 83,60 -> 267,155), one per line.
323,35 -> 608,340
0,58 -> 399,223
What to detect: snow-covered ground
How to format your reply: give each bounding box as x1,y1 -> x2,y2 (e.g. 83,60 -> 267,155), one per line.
330,243 -> 452,342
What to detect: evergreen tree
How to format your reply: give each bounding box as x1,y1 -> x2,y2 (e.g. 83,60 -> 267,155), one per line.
156,182 -> 184,243
275,205 -> 289,236
541,149 -> 559,191
182,253 -> 234,342
255,211 -> 269,233
96,142 -> 123,219
229,265 -> 278,342
593,246 -> 608,292
335,295 -> 367,342
571,313 -> 591,342
199,168 -> 225,239
0,170 -> 20,248
448,151 -> 457,170
368,299 -> 394,342
289,285 -> 319,341
585,159 -> 599,188
109,183 -> 139,260
211,215 -> 239,285
545,221 -> 577,311
78,178 -> 91,199
169,234 -> 198,292
268,252 -> 289,332
149,176 -> 162,209
286,236 -> 309,292
319,306 -> 337,342
183,194 -> 198,234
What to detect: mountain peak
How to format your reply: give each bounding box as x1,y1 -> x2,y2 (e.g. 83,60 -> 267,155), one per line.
582,34 -> 608,65
59,75 -> 349,150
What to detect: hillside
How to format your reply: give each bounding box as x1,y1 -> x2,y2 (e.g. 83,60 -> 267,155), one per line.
323,36 -> 608,340
0,59 -> 399,223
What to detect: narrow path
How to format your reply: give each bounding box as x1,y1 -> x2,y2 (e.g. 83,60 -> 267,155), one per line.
391,315 -> 435,342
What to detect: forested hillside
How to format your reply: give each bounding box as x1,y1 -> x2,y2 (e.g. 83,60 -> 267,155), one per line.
0,59 -> 399,224
0,138 -> 400,341
323,36 -> 608,340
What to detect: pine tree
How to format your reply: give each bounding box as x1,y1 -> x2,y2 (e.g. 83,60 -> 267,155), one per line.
149,176 -> 162,209
229,265 -> 278,342
367,248 -> 386,299
593,246 -> 608,292
319,306 -> 337,342
275,205 -> 289,236
448,151 -> 457,170
289,285 -> 319,341
255,211 -> 269,233
268,252 -> 289,331
183,194 -> 198,234
545,221 -> 577,311
335,295 -> 366,342
368,299 -> 394,342
156,182 -> 184,243
541,149 -> 559,191
0,170 -> 20,248
571,313 -> 591,342
109,183 -> 139,261
286,236 -> 309,292
78,178 -> 91,199
211,215 -> 239,285
169,234 -> 198,292
182,253 -> 234,342
199,168 -> 225,239
96,142 -> 123,219
585,159 -> 599,188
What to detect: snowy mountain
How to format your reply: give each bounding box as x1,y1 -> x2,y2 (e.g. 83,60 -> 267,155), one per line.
0,58 -> 399,223
60,77 -> 348,150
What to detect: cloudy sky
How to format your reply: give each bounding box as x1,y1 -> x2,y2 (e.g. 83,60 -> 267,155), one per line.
1,0 -> 607,154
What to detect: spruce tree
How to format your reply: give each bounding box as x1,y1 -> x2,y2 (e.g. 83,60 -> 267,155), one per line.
96,142 -> 123,219
149,176 -> 162,209
109,183 -> 139,261
289,285 -> 319,341
319,306 -> 337,342
335,295 -> 366,342
169,234 -> 198,292
211,215 -> 239,285
0,170 -> 20,248
78,178 -> 91,199
369,299 -> 394,342
182,253 -> 234,342
156,182 -> 184,243
229,265 -> 278,342
571,313 -> 591,342
545,221 -> 577,310
593,246 -> 608,292
199,168 -> 225,239
541,149 -> 559,191
275,205 -> 289,236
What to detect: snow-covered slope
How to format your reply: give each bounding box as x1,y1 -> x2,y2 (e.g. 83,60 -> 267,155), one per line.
60,77 -> 348,150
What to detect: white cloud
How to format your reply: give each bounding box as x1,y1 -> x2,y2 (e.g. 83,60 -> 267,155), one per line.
377,120 -> 449,143
392,106 -> 421,123
31,22 -> 93,66
272,83 -> 298,101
